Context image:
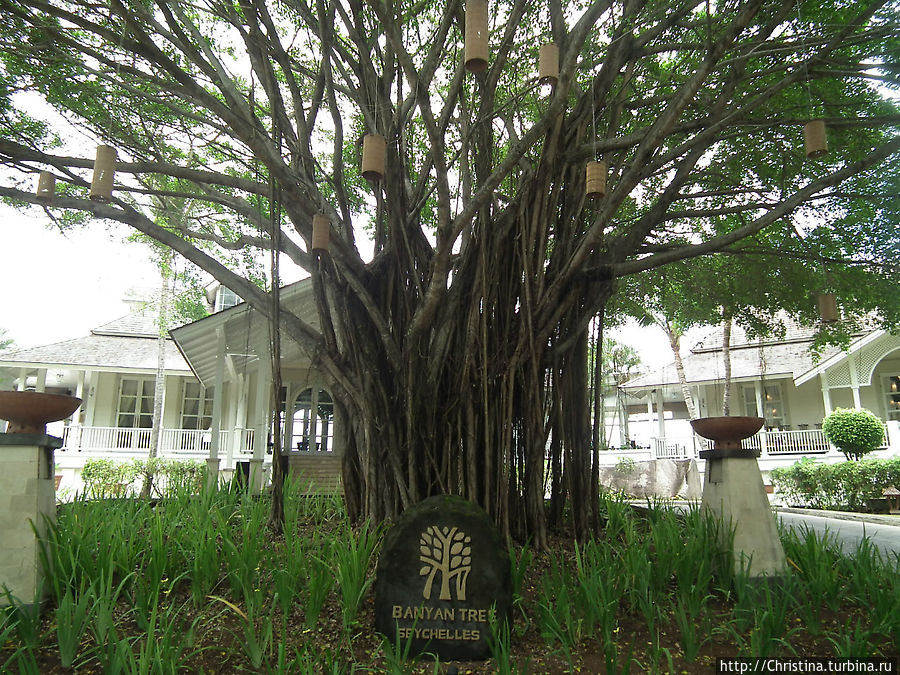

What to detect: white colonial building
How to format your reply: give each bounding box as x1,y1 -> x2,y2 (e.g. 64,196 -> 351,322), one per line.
0,282 -> 343,493
617,320 -> 900,472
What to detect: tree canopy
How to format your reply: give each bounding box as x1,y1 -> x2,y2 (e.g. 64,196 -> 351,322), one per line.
1,0 -> 897,543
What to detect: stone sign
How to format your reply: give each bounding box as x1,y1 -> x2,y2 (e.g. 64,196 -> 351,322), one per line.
374,494 -> 512,660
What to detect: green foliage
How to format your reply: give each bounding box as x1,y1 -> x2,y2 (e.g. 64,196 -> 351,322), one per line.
80,458 -> 204,499
771,457 -> 900,511
822,408 -> 885,460
6,484 -> 900,670
613,456 -> 638,478
80,459 -> 141,499
1,0 -> 898,546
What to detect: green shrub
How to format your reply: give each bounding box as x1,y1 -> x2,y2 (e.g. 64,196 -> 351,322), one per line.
822,408 -> 885,461
81,459 -> 140,498
771,457 -> 900,512
80,458 -> 204,499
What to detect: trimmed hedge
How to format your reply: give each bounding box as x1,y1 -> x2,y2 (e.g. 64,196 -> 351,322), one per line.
771,457 -> 900,512
822,407 -> 885,461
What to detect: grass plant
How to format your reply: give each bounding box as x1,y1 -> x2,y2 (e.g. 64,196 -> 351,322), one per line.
54,587 -> 93,669
302,543 -> 335,630
5,483 -> 900,673
332,519 -> 381,633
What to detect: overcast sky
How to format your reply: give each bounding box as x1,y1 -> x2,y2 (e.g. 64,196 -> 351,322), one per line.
1,204 -> 160,348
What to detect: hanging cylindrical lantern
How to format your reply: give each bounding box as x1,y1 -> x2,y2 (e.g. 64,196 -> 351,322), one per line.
817,293 -> 839,323
89,145 -> 117,201
35,171 -> 55,202
538,43 -> 559,86
361,133 -> 386,182
465,0 -> 489,73
586,160 -> 607,199
804,120 -> 828,159
311,214 -> 330,252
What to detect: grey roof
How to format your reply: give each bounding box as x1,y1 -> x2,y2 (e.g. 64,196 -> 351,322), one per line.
690,320 -> 818,351
92,308 -> 160,337
623,320 -> 843,392
0,335 -> 190,373
0,308 -> 191,374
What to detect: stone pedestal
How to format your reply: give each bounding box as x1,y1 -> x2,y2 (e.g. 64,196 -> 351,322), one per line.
701,453 -> 787,578
0,433 -> 61,607
694,416 -> 787,579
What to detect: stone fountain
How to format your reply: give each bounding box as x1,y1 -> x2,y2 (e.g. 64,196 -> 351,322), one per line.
692,416 -> 787,579
0,391 -> 81,608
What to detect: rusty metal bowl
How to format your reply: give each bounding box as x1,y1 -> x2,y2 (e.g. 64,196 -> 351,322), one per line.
691,416 -> 764,445
0,391 -> 82,434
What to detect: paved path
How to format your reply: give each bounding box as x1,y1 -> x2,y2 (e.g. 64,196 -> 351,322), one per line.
775,509 -> 900,558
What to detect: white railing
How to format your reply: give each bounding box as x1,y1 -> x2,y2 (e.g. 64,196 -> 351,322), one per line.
649,427 -> 833,460
652,438 -> 695,459
62,426 -> 153,452
61,426 -> 256,458
743,428 -> 831,455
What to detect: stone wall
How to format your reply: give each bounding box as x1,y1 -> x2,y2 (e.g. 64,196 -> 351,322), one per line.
598,458 -> 702,499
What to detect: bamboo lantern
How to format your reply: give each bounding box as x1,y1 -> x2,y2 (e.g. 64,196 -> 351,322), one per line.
361,133 -> 386,182
311,214 -> 330,252
35,171 -> 55,202
586,160 -> 607,199
538,43 -> 559,86
804,120 -> 828,159
464,0 -> 489,73
817,293 -> 839,323
89,145 -> 117,202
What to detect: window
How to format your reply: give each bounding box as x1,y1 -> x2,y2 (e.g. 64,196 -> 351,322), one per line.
743,383 -> 786,428
116,378 -> 154,448
214,286 -> 241,312
117,378 -> 154,428
181,381 -> 214,430
885,375 -> 900,422
291,387 -> 334,452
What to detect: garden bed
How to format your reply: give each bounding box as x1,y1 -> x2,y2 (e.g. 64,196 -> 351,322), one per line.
2,482 -> 898,673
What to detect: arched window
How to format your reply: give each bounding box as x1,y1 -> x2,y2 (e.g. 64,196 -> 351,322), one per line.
291,387 -> 334,452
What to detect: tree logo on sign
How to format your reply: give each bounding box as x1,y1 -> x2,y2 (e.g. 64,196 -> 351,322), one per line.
419,525 -> 472,601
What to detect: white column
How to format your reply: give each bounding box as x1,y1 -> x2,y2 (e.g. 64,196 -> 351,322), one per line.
310,387 -> 320,451
655,388 -> 666,443
206,329 -> 227,488
820,374 -> 833,416
227,372 -> 247,471
70,371 -> 86,450
849,354 -> 862,410
16,368 -> 28,391
73,371 -> 86,422
283,384 -> 295,453
754,382 -> 768,455
35,369 -> 47,393
250,341 -> 271,493
83,371 -> 96,427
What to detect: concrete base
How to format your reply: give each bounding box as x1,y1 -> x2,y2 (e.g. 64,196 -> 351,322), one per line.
0,434 -> 61,607
702,456 -> 787,578
599,459 -> 702,500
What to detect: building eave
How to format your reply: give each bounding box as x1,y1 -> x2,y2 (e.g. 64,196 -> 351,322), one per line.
793,329 -> 886,387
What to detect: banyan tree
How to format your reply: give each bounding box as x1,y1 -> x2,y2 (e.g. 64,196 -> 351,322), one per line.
0,0 -> 898,545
